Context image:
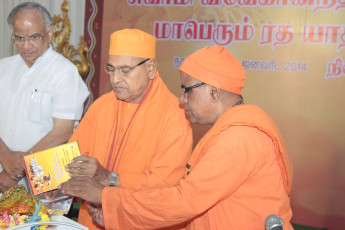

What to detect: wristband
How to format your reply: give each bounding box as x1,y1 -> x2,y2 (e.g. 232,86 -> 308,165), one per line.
109,172 -> 117,187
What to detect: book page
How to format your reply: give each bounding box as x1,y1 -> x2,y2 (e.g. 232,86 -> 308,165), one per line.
23,141 -> 81,195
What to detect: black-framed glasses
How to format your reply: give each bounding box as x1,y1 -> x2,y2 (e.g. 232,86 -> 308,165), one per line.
104,58 -> 150,75
181,82 -> 205,94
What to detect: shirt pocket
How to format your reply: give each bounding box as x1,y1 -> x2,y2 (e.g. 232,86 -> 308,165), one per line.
29,91 -> 53,123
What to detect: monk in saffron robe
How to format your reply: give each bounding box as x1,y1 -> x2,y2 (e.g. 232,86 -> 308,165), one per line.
62,29 -> 193,229
60,45 -> 294,230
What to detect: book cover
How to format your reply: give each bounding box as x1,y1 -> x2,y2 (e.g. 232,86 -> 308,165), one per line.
23,141 -> 81,195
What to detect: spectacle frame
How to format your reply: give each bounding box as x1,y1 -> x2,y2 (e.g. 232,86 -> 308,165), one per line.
104,58 -> 150,75
181,82 -> 205,94
11,33 -> 46,45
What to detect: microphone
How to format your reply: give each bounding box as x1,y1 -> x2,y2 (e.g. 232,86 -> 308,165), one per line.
265,214 -> 283,230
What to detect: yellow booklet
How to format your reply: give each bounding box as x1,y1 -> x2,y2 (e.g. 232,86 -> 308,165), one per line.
23,141 -> 81,195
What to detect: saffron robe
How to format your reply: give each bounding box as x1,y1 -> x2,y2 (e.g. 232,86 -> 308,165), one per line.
102,104 -> 294,230
70,74 -> 193,229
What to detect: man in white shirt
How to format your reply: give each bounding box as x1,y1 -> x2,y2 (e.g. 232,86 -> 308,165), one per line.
0,2 -> 89,193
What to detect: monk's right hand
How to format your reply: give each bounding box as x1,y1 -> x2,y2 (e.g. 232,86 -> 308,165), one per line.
65,155 -> 109,182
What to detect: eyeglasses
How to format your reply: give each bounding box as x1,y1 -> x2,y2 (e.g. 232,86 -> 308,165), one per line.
181,82 -> 205,94
11,33 -> 45,45
104,59 -> 150,76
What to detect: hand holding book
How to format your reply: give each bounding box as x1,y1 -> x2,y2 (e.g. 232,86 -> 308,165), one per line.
59,156 -> 113,205
58,176 -> 104,204
65,155 -> 110,185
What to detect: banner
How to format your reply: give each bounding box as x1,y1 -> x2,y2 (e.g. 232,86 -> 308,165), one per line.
98,1 -> 345,229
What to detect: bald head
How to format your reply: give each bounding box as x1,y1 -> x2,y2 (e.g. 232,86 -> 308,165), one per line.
8,2 -> 52,31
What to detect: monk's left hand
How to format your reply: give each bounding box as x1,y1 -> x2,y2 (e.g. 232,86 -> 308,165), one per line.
65,155 -> 109,182
58,176 -> 104,204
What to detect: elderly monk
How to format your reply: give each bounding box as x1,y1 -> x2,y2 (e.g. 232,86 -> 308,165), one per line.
62,29 -> 193,229
60,45 -> 293,230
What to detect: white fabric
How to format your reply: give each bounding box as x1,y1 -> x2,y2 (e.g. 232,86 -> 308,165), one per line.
0,46 -> 89,192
